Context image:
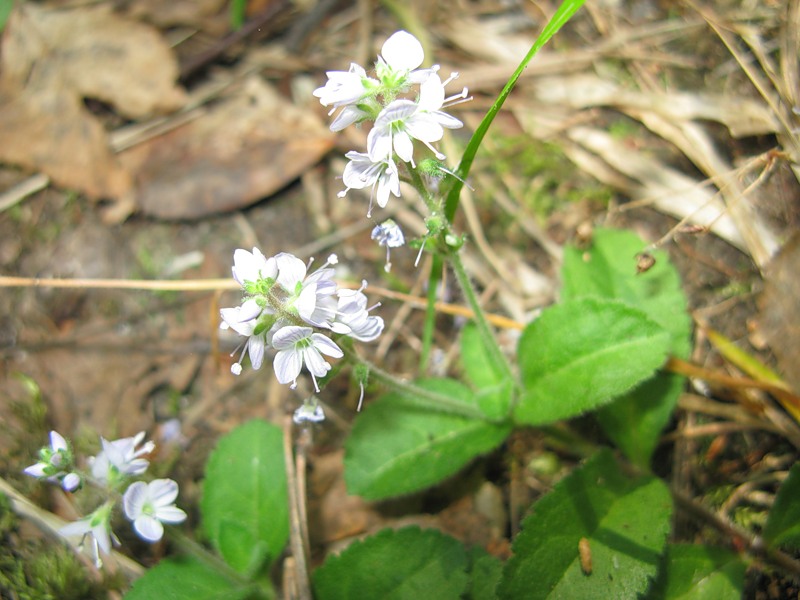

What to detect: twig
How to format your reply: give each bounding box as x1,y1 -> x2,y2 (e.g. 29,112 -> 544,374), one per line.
282,418 -> 311,600
0,475 -> 144,580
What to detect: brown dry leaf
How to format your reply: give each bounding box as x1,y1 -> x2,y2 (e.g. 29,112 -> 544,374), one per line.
119,76 -> 335,219
2,4 -> 186,119
0,79 -> 131,199
755,233 -> 800,392
0,4 -> 186,200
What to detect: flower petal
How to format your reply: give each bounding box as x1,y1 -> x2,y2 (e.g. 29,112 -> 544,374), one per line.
381,31 -> 424,72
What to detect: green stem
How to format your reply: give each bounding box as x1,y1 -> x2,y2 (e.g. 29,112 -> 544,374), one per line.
352,352 -> 495,421
443,0 -> 587,222
419,255 -> 442,373
447,248 -> 514,382
168,529 -> 274,598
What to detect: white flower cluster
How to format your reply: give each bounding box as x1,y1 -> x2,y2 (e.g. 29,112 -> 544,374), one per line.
220,248 -> 383,392
314,30 -> 469,216
25,430 -> 187,568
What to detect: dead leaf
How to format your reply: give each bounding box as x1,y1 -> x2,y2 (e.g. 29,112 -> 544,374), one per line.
0,4 -> 186,201
119,76 -> 335,219
1,4 -> 186,119
0,80 -> 131,199
755,233 -> 800,392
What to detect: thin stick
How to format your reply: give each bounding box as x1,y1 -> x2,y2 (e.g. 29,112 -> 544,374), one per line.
282,418 -> 311,600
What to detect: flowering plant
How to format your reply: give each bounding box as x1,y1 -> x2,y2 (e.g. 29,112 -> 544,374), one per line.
25,430 -> 186,568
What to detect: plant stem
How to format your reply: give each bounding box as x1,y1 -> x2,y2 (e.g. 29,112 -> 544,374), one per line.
447,248 -> 514,382
168,529 -> 273,598
351,353 -> 496,421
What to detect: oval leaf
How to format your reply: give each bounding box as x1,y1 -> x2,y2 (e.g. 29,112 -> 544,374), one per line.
313,527 -> 469,600
649,544 -> 745,600
561,228 -> 691,466
125,557 -> 251,600
515,297 -> 671,424
345,379 -> 511,500
763,462 -> 800,550
201,419 -> 288,574
561,228 -> 691,357
498,450 -> 672,599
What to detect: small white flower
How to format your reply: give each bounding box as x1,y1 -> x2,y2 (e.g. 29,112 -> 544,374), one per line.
123,479 -> 187,543
232,247 -> 277,289
220,306 -> 274,374
24,430 -> 81,491
275,252 -> 338,327
367,73 -> 466,166
90,432 -> 154,485
371,219 -> 405,272
60,502 -> 117,568
272,326 -> 343,392
293,401 -> 325,425
376,31 -> 438,87
333,285 -> 384,342
313,63 -> 377,108
339,151 -> 401,217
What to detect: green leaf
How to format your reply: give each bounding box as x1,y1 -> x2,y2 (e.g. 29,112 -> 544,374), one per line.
201,419 -> 288,574
561,228 -> 691,467
345,379 -> 511,500
561,228 -> 691,356
498,450 -> 672,599
596,373 -> 684,469
124,556 -> 252,600
461,323 -> 514,419
466,546 -> 504,600
313,527 -> 469,600
763,462 -> 800,550
515,297 -> 671,424
649,544 -> 745,600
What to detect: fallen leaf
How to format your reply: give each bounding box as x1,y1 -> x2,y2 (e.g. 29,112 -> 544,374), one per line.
0,80 -> 131,199
0,4 -> 186,201
119,76 -> 335,219
2,4 -> 186,119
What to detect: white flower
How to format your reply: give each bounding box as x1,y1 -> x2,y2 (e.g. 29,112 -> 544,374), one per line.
220,306 -> 275,374
24,430 -> 81,491
371,219 -> 405,272
313,63 -> 377,108
275,253 -> 339,328
330,104 -> 371,132
338,151 -> 401,217
367,73 -> 466,166
272,326 -> 343,392
293,401 -> 325,425
90,432 -> 154,485
123,479 -> 187,543
376,31 -> 437,86
60,502 -> 117,568
232,247 -> 277,289
333,284 -> 384,342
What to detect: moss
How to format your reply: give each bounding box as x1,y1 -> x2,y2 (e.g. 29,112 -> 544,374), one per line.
481,134 -> 611,222
0,493 -> 107,600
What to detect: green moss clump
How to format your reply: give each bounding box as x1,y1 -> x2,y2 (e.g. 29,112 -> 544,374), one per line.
0,493 -> 107,600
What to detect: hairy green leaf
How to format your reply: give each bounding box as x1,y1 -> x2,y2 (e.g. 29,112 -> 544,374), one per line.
313,527 -> 469,600
515,297 -> 671,424
649,544 -> 745,600
124,557 -> 252,600
201,419 -> 288,574
498,450 -> 672,599
763,462 -> 800,550
345,379 -> 511,500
